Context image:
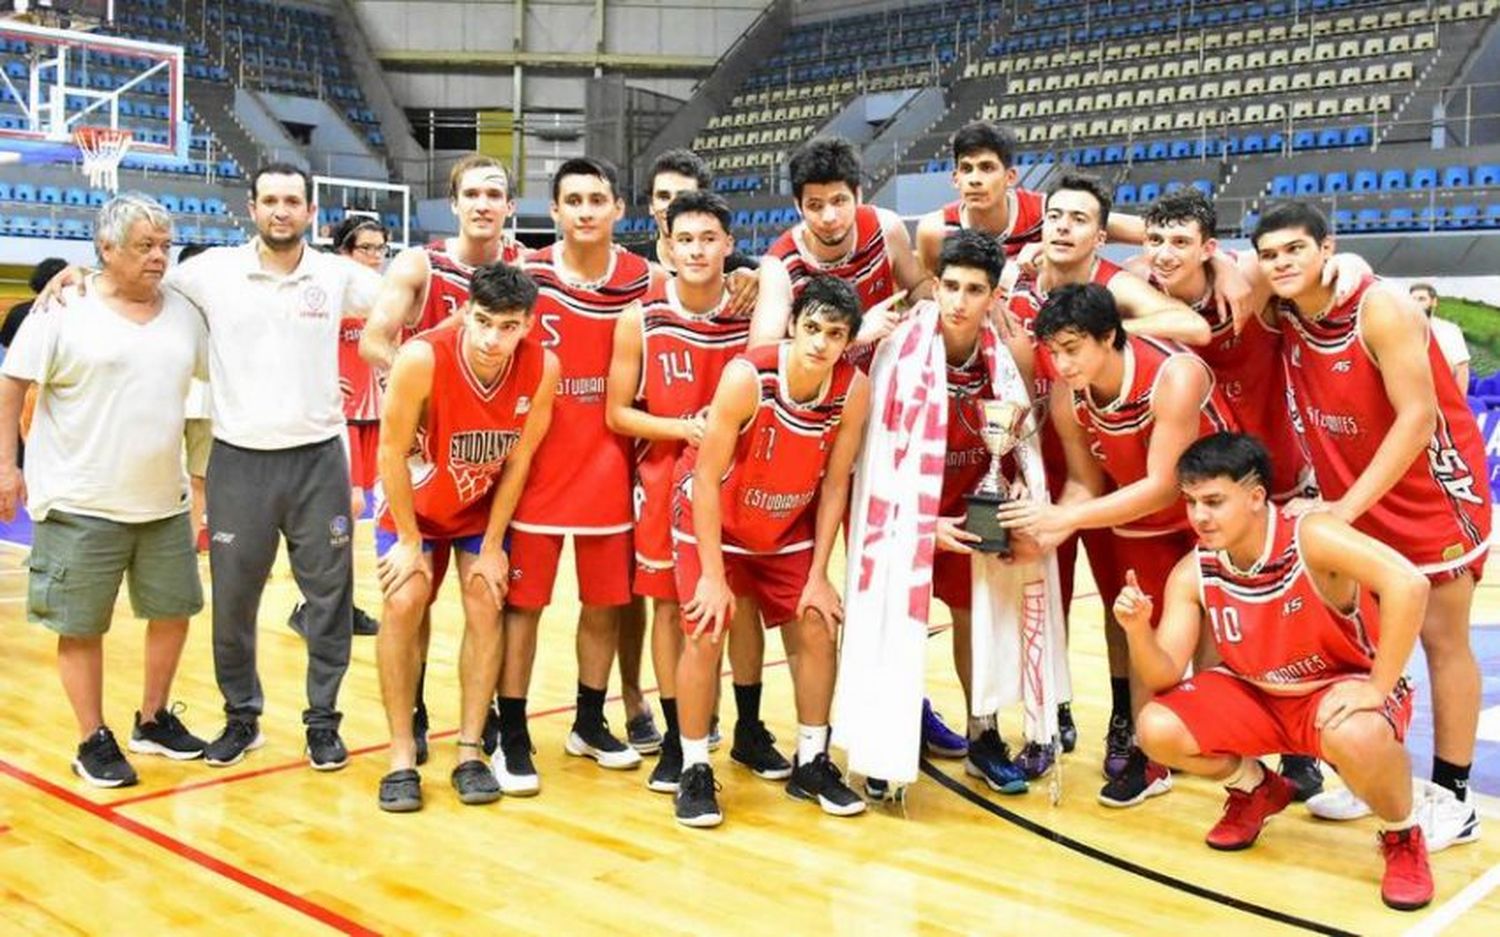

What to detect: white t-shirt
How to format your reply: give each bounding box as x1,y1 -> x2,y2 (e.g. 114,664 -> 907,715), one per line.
166,239 -> 380,450
2,286 -> 208,523
1429,316 -> 1470,372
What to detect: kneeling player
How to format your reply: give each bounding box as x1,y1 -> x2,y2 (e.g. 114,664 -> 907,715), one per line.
1123,432 -> 1432,911
672,276 -> 871,827
374,263 -> 558,812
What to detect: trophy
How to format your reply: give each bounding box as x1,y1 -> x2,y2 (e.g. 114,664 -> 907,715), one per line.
963,397 -> 1048,555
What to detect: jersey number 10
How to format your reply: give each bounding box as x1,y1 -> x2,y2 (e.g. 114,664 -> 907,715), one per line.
1209,606 -> 1243,644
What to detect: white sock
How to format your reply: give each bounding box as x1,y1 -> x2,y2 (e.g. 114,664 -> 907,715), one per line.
1224,757 -> 1265,793
968,714 -> 997,740
681,735 -> 710,768
1381,805 -> 1417,833
796,724 -> 829,764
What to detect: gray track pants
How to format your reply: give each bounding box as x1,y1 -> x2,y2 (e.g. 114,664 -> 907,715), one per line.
206,436 -> 354,730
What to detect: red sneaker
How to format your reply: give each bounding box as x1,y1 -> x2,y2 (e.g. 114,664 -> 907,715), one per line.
1205,766 -> 1294,851
1379,825 -> 1434,911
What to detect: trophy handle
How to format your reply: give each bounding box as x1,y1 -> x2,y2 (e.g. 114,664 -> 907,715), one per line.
1016,397 -> 1052,443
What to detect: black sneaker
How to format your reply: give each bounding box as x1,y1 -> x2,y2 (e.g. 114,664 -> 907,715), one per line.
129,704 -> 207,760
494,729 -> 540,796
72,727 -> 138,788
481,699 -> 502,757
730,721 -> 793,780
648,734 -> 683,793
451,759 -> 502,805
626,708 -> 663,755
1103,713 -> 1134,779
378,768 -> 422,813
306,727 -> 349,771
204,719 -> 264,767
965,729 -> 1029,795
786,753 -> 866,817
352,605 -> 379,636
1058,703 -> 1078,753
1279,754 -> 1325,802
1098,747 -> 1173,808
287,602 -> 307,637
674,762 -> 723,828
413,702 -> 430,767
565,719 -> 642,770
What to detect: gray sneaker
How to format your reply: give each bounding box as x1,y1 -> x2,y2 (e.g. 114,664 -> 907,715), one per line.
626,708 -> 663,755
379,768 -> 422,813
451,760 -> 502,805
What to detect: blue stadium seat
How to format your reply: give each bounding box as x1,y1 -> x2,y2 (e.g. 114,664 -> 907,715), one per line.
88,189 -> 108,207
1191,179 -> 1214,197
159,193 -> 181,212
60,218 -> 87,240
1450,205 -> 1479,228
1292,131 -> 1316,150
1386,207 -> 1414,230
1147,142 -> 1168,161
1295,173 -> 1320,195
1477,164 -> 1500,187
1316,129 -> 1342,149
1411,167 -> 1439,189
732,210 -> 751,229
1443,166 -> 1472,188
1241,133 -> 1264,154
1137,182 -> 1160,203
1163,180 -> 1183,194
13,183 -> 36,202
1115,184 -> 1137,205
1352,170 -> 1378,193
1127,143 -> 1147,162
38,186 -> 61,205
1484,204 -> 1500,228
1103,145 -> 1125,164
1417,205 -> 1446,229
1324,172 -> 1349,193
1169,141 -> 1192,160
182,196 -> 203,214
1266,132 -> 1285,152
0,182 -> 10,200
1380,169 -> 1407,191
1081,147 -> 1102,166
1271,175 -> 1295,197
1354,208 -> 1382,232
1241,210 -> 1260,235
1344,126 -> 1371,147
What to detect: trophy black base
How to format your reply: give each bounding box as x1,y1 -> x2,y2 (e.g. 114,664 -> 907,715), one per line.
964,490 -> 1011,555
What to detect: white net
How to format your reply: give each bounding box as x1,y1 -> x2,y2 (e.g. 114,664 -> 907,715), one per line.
73,126 -> 132,193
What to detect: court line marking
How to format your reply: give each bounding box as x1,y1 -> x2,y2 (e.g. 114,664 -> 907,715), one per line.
1401,861 -> 1500,937
920,759 -> 1359,936
0,758 -> 378,936
104,658 -> 793,809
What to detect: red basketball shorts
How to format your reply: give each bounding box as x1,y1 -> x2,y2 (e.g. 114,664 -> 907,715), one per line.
347,422 -> 379,490
674,536 -> 810,629
506,528 -> 633,609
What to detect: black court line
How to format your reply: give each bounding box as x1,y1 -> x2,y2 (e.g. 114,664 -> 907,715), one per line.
920,759 -> 1358,936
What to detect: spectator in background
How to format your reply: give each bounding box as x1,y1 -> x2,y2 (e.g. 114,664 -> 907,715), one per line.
1410,283 -> 1471,390
2,257 -> 70,352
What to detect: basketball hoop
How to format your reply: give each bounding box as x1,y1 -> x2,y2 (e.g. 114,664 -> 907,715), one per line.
72,126 -> 132,193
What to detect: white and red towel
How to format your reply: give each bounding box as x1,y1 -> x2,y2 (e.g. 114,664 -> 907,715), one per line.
834,300 -> 1070,787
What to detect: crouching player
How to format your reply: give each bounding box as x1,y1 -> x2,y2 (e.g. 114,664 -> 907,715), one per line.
1122,432 -> 1433,911
374,263 -> 558,812
671,276 -> 871,827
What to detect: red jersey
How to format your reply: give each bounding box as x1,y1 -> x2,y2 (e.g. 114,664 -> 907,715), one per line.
1071,334 -> 1238,536
405,238 -> 527,340
338,316 -> 381,422
768,204 -> 897,371
940,349 -> 995,516
635,281 -> 751,567
940,187 -> 1046,259
1199,511 -> 1380,689
1278,276 -> 1491,573
512,245 -> 652,533
673,343 -> 857,555
1008,258 -> 1125,496
376,321 -> 544,539
1149,271 -> 1308,501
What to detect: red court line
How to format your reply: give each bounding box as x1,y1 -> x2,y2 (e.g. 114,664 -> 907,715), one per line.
0,758 -> 377,936
104,663 -> 788,809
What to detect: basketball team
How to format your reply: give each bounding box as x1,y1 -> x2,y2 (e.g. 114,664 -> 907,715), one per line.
0,121 -> 1488,913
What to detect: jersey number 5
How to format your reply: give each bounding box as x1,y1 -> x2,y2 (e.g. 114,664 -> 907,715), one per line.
539,313 -> 563,348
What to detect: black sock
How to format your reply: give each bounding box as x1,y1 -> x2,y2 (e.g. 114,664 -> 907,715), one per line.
497,696 -> 528,739
414,662 -> 428,715
660,697 -> 679,739
1433,756 -> 1471,802
733,682 -> 763,728
575,682 -> 606,727
1109,677 -> 1131,723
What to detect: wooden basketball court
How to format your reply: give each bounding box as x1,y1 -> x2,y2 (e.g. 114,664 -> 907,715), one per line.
1,524 -> 1497,935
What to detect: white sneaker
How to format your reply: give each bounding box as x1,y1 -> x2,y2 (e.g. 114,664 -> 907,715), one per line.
1416,782 -> 1481,852
491,745 -> 541,797
1306,786 -> 1372,821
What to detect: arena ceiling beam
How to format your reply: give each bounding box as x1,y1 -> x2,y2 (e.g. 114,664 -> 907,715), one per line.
375,50 -> 715,75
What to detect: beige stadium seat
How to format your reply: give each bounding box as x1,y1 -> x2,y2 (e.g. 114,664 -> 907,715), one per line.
1200,80 -> 1220,99
1088,118 -> 1109,137
1342,97 -> 1367,115
1142,63 -> 1161,81
1292,99 -> 1314,120
1135,88 -> 1155,107
1362,37 -> 1386,57
1204,32 -> 1223,50
1244,103 -> 1266,123
1415,31 -> 1436,50
1393,61 -> 1414,81
1267,102 -> 1287,121
1436,3 -> 1455,20
1371,93 -> 1392,111
1028,125 -> 1049,143
1197,108 -> 1220,127
1245,76 -> 1266,96
1048,123 -> 1068,142
1357,13 -> 1378,31
1074,94 -> 1093,113
1292,71 -> 1313,90
1104,44 -> 1124,62
1043,74 -> 1063,92
1269,48 -> 1290,67
1458,1 -> 1479,18
1246,28 -> 1265,45
1025,76 -> 1043,94
1063,72 -> 1081,89
1174,110 -> 1196,129
1315,69 -> 1338,88
1268,73 -> 1290,93
1070,120 -> 1088,138
1114,90 -> 1134,108
1314,42 -> 1337,62
1293,46 -> 1313,64
1337,40 -> 1360,59
1290,21 -> 1310,39
1018,101 -> 1036,118
1389,33 -> 1411,53
1036,99 -> 1055,117
1268,25 -> 1287,42
1056,97 -> 1075,115
1184,35 -> 1202,52
1094,91 -> 1113,110
1247,51 -> 1267,70
1226,29 -> 1245,47
1156,86 -> 1176,104
1316,98 -> 1340,117
1150,113 -> 1172,132
1221,77 -> 1243,97
1182,58 -> 1201,76
984,103 -> 1001,121
1178,82 -> 1198,102
963,62 -> 980,80
1162,60 -> 1181,78
1049,52 -> 1067,68
1164,37 -> 1183,54
1312,19 -> 1333,36
1128,114 -> 1148,134
1067,50 -> 1086,67
1222,105 -> 1242,125
1366,63 -> 1389,82
1339,67 -> 1362,85
993,59 -> 1012,74
1144,40 -> 1162,56
1082,71 -> 1100,87
1109,116 -> 1130,135
1121,65 -> 1140,83
1006,78 -> 1025,95
1101,67 -> 1120,84
1124,42 -> 1142,59
1225,53 -> 1245,72
1408,7 -> 1431,23
1333,16 -> 1355,33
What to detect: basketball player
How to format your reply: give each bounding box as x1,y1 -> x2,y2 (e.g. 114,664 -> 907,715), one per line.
672,275 -> 871,827
749,135 -> 969,757
1254,202 -> 1490,849
605,190 -> 786,794
0,194 -> 208,786
750,136 -> 933,371
360,154 -> 521,763
1123,432 -> 1433,911
374,262 -> 557,812
998,283 -> 1238,807
495,157 -> 656,793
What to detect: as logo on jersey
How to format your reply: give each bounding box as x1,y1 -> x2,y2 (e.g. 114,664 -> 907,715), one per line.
1331,359 -> 1353,373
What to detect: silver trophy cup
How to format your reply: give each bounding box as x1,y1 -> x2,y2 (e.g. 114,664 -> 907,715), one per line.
963,398 -> 1047,554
